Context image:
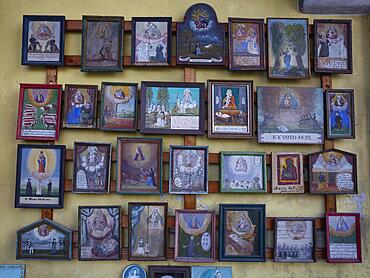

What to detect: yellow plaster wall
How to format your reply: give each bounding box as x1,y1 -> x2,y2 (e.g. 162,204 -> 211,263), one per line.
0,0 -> 369,277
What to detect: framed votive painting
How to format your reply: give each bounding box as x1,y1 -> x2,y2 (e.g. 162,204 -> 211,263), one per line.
81,16 -> 124,72
208,80 -> 254,138
117,137 -> 162,194
15,144 -> 65,209
192,267 -> 232,278
16,83 -> 62,141
272,152 -> 304,193
0,264 -> 26,278
314,19 -> 352,74
131,17 -> 172,66
309,149 -> 357,194
62,84 -> 98,129
267,18 -> 310,79
326,89 -> 355,139
169,145 -> 208,194
274,218 -> 315,262
175,210 -> 216,262
219,204 -> 265,262
128,202 -> 167,261
220,152 -> 266,193
72,142 -> 112,194
326,213 -> 362,263
228,18 -> 265,70
16,218 -> 72,260
257,86 -> 324,144
122,264 -> 147,278
78,206 -> 121,261
22,15 -> 65,66
148,266 -> 190,278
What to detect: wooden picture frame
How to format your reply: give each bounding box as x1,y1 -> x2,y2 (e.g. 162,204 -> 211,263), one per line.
0,264 -> 26,278
326,212 -> 362,263
219,204 -> 265,262
122,264 -> 147,278
16,218 -> 72,260
140,81 -> 205,135
21,15 -> 65,66
148,265 -> 190,278
220,151 -> 267,193
175,210 -> 216,262
15,144 -> 65,209
78,206 -> 121,261
72,142 -> 112,194
81,16 -> 124,72
100,82 -> 138,131
62,84 -> 98,129
274,217 -> 316,263
267,18 -> 310,79
309,148 -> 357,194
169,145 -> 208,194
228,18 -> 265,70
116,137 -> 162,194
191,266 -> 232,278
326,89 -> 355,139
314,19 -> 353,74
16,83 -> 62,141
208,80 -> 254,138
128,202 -> 167,261
131,17 -> 172,66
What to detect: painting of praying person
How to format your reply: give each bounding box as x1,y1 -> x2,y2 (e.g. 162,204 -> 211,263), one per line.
326,89 -> 355,139
191,267 -> 232,278
314,20 -> 352,74
326,213 -> 362,263
132,17 -> 172,66
267,18 -> 309,79
309,149 -> 357,194
100,82 -> 138,131
274,218 -> 315,262
16,84 -> 62,141
15,144 -> 65,209
228,18 -> 265,70
128,202 -> 167,260
122,264 -> 147,278
148,266 -> 191,278
78,206 -> 121,261
22,16 -> 65,66
81,16 -> 124,72
169,145 -> 208,194
62,85 -> 98,129
140,82 -> 205,135
175,210 -> 215,262
208,80 -> 253,138
257,86 -> 324,144
72,142 -> 112,194
272,152 -> 304,193
220,152 -> 266,193
16,218 -> 72,260
117,138 -> 162,194
177,3 -> 225,66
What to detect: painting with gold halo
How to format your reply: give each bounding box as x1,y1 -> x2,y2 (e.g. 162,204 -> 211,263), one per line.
15,144 -> 65,209
117,138 -> 162,194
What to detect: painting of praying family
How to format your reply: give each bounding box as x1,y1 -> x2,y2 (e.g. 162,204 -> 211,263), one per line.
15,144 -> 65,209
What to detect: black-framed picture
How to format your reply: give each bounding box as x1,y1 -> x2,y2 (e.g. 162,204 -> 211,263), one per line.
219,204 -> 265,262
15,144 -> 65,209
148,265 -> 190,278
131,17 -> 172,66
21,15 -> 65,66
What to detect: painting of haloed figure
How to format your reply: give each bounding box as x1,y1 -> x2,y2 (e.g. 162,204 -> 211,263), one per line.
128,203 -> 167,260
191,266 -> 232,278
274,218 -> 315,262
177,3 -> 225,66
169,146 -> 208,194
257,86 -> 324,144
309,149 -> 357,194
175,210 -> 215,262
117,138 -> 162,194
220,152 -> 266,193
15,144 -> 65,209
267,18 -> 309,79
16,218 -> 72,260
73,142 -> 112,193
100,83 -> 138,131
78,206 -> 121,261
